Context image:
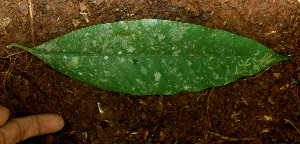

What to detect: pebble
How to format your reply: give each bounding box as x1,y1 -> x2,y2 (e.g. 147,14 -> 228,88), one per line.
172,7 -> 179,13
155,15 -> 165,20
292,79 -> 298,84
201,12 -> 210,21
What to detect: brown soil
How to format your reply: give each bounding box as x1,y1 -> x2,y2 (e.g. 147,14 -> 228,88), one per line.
0,0 -> 299,143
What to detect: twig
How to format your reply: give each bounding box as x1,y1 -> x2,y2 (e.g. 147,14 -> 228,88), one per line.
206,88 -> 214,128
157,95 -> 164,116
28,0 -> 35,46
208,131 -> 256,141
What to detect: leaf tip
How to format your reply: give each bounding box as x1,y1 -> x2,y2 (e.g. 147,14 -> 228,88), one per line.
6,44 -> 13,49
281,55 -> 293,61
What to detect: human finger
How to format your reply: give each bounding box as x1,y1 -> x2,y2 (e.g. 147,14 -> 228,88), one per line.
0,106 -> 9,126
0,114 -> 64,144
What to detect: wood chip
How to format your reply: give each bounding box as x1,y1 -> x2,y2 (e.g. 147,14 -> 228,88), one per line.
273,73 -> 281,79
72,19 -> 81,27
264,115 -> 273,121
0,17 -> 11,29
83,15 -> 89,23
79,2 -> 87,11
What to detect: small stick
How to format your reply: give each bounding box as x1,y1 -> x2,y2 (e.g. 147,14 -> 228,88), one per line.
206,88 -> 214,128
97,102 -> 104,114
28,0 -> 35,46
208,131 -> 256,141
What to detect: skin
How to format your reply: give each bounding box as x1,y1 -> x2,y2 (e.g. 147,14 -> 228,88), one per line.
0,106 -> 64,144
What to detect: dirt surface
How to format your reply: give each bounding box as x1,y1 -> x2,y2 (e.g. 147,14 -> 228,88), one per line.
0,0 -> 299,143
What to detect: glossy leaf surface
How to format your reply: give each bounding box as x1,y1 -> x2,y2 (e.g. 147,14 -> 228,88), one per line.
7,19 -> 290,95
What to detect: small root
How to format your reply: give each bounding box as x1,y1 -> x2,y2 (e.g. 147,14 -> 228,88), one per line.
0,51 -> 26,59
285,119 -> 300,133
197,89 -> 207,101
207,131 -> 256,141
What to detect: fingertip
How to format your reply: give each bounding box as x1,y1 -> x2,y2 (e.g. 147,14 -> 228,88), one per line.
53,114 -> 65,131
0,106 -> 10,126
37,114 -> 65,134
0,113 -> 65,144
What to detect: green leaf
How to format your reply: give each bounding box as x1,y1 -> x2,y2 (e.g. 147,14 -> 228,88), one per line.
7,19 -> 290,95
